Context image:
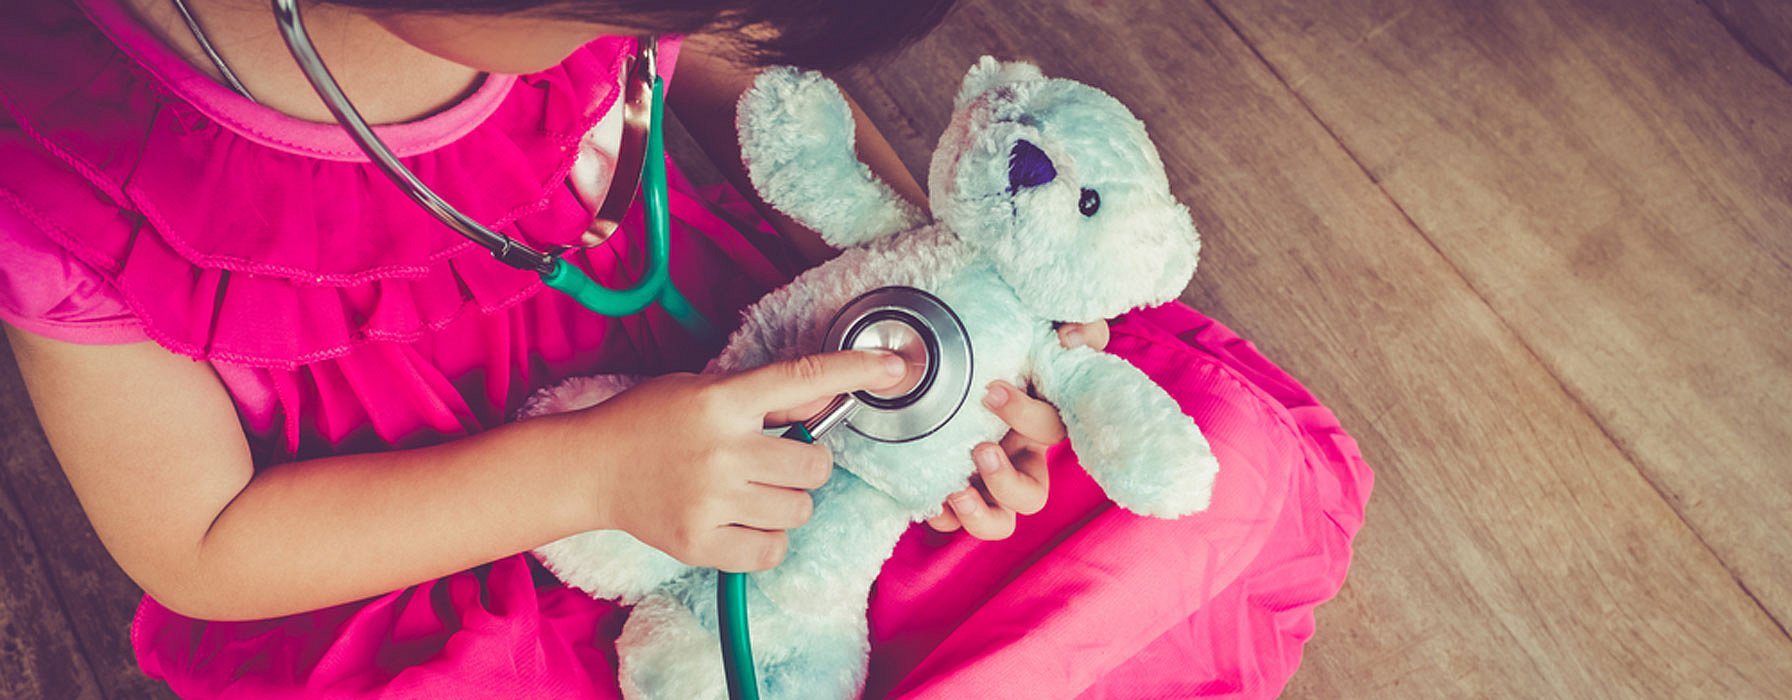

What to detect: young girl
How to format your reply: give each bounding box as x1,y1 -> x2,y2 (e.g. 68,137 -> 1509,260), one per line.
0,0 -> 1371,697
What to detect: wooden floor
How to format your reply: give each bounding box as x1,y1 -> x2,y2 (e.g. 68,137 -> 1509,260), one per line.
3,0 -> 1789,697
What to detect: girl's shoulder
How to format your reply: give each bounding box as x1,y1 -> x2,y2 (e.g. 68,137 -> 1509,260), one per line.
0,0 -> 673,366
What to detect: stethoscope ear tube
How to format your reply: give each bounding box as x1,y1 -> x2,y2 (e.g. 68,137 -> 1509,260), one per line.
270,0 -> 712,339
539,74 -> 714,339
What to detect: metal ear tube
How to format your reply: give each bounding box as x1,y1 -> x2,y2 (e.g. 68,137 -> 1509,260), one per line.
270,0 -> 713,339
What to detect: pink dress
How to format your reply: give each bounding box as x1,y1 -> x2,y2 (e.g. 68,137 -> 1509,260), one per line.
0,0 -> 1373,697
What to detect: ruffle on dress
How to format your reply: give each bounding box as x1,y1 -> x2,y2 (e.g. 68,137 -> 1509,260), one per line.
0,0 -> 707,370
0,196 -> 144,343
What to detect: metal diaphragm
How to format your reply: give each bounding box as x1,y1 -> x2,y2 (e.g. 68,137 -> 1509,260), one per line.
821,287 -> 973,443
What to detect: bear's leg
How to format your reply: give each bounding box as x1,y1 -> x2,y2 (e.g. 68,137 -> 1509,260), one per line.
753,615 -> 870,700
618,588 -> 874,700
616,593 -> 732,700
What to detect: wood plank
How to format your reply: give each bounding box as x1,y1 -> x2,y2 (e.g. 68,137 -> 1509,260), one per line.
1211,0 -> 1792,633
836,0 -> 1792,694
0,446 -> 101,698
0,335 -> 175,699
1703,0 -> 1792,82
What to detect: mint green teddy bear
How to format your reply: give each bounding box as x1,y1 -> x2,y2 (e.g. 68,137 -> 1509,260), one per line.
520,57 -> 1217,699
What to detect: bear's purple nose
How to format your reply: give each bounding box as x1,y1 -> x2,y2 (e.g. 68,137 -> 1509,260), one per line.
1008,140 -> 1056,192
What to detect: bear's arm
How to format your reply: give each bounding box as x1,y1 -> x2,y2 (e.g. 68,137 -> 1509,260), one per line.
737,67 -> 926,249
1029,330 -> 1219,518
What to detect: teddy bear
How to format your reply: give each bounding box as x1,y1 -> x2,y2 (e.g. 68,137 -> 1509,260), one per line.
517,57 -> 1218,699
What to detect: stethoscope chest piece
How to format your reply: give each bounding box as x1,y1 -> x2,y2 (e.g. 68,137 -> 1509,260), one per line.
810,287 -> 973,443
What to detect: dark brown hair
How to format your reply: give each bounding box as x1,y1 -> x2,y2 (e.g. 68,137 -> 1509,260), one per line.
319,0 -> 959,70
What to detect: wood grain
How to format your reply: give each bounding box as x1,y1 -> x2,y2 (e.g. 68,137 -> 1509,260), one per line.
836,0 -> 1792,695
1,0 -> 1789,696
1210,0 -> 1792,633
0,333 -> 174,699
0,353 -> 102,698
1704,0 -> 1792,82
0,494 -> 100,699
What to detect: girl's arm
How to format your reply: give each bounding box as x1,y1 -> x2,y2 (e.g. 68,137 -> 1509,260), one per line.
4,325 -> 903,621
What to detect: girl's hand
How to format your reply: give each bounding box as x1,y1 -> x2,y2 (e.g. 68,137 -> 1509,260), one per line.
927,320 -> 1113,539
583,350 -> 909,573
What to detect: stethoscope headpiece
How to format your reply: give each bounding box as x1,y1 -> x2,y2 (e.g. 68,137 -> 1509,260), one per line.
818,287 -> 973,443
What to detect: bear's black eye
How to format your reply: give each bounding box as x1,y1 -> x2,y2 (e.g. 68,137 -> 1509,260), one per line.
1078,188 -> 1101,217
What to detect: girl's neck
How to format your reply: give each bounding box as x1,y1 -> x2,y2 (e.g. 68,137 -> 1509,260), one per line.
120,0 -> 483,124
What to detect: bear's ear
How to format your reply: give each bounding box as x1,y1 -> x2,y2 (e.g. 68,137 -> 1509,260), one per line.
955,56 -> 1046,111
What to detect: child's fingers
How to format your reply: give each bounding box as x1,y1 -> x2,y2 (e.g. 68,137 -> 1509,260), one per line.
729,484 -> 815,532
983,380 -> 1067,446
727,350 -> 907,416
763,394 -> 841,428
1056,319 -> 1111,351
708,527 -> 790,572
974,442 -> 1049,516
926,508 -> 963,533
745,438 -> 834,490
1000,430 -> 1052,484
946,484 -> 1017,541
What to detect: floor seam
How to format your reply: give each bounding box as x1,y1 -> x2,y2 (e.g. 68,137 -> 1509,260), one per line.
1695,0 -> 1792,88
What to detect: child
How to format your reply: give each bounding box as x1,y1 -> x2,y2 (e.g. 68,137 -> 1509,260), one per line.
0,0 -> 1371,697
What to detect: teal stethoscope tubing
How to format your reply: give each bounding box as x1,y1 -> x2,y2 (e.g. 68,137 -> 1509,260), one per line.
539,74 -> 715,340
270,2 -> 752,697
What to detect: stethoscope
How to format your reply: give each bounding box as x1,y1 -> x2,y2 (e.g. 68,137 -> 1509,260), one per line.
267,0 -> 714,339
262,2 -> 974,697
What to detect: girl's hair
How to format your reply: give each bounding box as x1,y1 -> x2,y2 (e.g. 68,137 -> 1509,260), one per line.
319,0 -> 960,70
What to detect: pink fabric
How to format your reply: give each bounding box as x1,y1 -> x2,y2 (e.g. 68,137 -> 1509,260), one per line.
2,0 -> 688,369
122,305 -> 1371,699
870,305 -> 1372,698
0,199 -> 145,343
0,0 -> 1372,696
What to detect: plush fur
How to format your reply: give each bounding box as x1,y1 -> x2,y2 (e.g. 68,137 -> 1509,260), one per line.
517,58 -> 1218,699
